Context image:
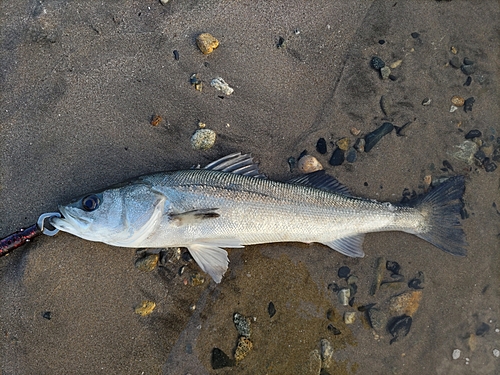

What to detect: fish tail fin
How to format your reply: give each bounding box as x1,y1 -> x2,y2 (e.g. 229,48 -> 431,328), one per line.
413,175 -> 467,256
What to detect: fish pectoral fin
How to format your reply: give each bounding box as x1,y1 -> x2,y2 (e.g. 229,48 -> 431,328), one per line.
321,234 -> 365,257
187,239 -> 244,283
169,208 -> 220,226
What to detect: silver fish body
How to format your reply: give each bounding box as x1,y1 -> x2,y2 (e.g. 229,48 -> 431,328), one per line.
52,154 -> 467,282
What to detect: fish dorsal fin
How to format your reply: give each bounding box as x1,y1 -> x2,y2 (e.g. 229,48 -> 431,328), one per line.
203,153 -> 266,178
187,238 -> 244,283
288,171 -> 351,196
321,234 -> 365,257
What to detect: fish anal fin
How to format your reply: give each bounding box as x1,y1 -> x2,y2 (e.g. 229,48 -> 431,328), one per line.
322,234 -> 365,257
187,239 -> 243,283
169,208 -> 220,226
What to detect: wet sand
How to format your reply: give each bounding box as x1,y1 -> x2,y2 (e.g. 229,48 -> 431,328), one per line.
1,1 -> 499,374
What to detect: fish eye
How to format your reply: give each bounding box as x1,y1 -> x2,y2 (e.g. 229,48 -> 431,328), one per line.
82,195 -> 100,211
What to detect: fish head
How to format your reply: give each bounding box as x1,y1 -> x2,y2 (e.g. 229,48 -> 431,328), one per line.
51,182 -> 166,246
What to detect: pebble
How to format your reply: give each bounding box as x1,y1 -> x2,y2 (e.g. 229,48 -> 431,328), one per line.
233,313 -> 251,337
327,324 -> 341,335
211,348 -> 234,369
421,98 -> 432,106
449,105 -> 458,113
173,50 -> 179,60
493,349 -> 500,358
367,307 -> 386,330
380,66 -> 391,80
450,46 -> 458,54
234,336 -> 253,361
343,311 -> 356,324
370,56 -> 385,70
371,257 -> 386,296
337,288 -> 350,306
189,73 -> 202,91
464,97 -> 475,112
268,302 -> 276,318
484,159 -> 497,172
210,77 -> 234,96
42,311 -> 52,320
350,127 -> 361,136
345,148 -> 357,163
388,315 -> 412,344
411,32 -> 420,39
316,138 -> 327,154
452,140 -> 479,164
329,148 -> 345,166
135,253 -> 159,272
476,322 -> 490,336
465,129 -> 482,139
451,95 -> 465,107
191,129 -> 216,150
337,266 -> 350,279
306,349 -> 322,375
450,56 -> 461,69
354,138 -> 365,152
463,57 -> 474,65
386,260 -> 401,276
380,95 -> 391,115
389,59 -> 403,69
364,122 -> 394,152
196,33 -> 219,54
150,114 -> 162,126
408,271 -> 425,289
389,291 -> 422,317
189,273 -> 205,286
464,76 -> 472,86
336,137 -> 350,151
461,64 -> 475,75
320,339 -> 334,368
298,155 -> 323,173
135,301 -> 156,316
277,36 -> 286,48
452,348 -> 461,360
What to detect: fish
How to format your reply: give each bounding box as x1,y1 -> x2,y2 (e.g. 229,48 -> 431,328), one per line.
51,153 -> 467,283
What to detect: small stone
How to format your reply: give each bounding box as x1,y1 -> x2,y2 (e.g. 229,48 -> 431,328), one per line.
160,0 -> 169,5
336,137 -> 350,151
327,324 -> 341,335
345,148 -> 357,163
189,273 -> 205,286
196,33 -> 219,54
380,66 -> 391,80
450,46 -> 458,54
298,155 -> 323,173
150,114 -> 162,126
364,122 -> 394,152
210,77 -> 234,96
452,140 -> 479,164
389,59 -> 403,69
320,339 -> 334,368
354,138 -> 365,152
380,95 -> 391,115
410,32 -> 420,39
476,322 -> 490,336
422,98 -> 432,106
234,336 -> 253,361
135,253 -> 159,272
451,95 -> 465,107
367,308 -> 386,330
408,271 -> 425,289
371,257 -> 386,296
350,127 -> 361,136
343,311 -> 356,324
370,56 -> 385,70
464,76 -> 472,86
378,39 -> 385,45
493,349 -> 500,358
338,266 -> 350,279
211,348 -> 234,369
474,150 -> 486,164
464,97 -> 475,112
452,348 -> 461,360
337,288 -> 350,306
329,148 -> 345,166
268,302 -> 276,318
463,57 -> 474,65
465,129 -> 482,139
316,138 -> 327,154
277,36 -> 286,48
233,313 -> 251,337
386,260 -> 401,275
42,311 -> 52,320
191,129 -> 216,150
135,301 -> 156,316
450,105 -> 458,113
450,56 -> 461,68
389,291 -> 423,317
484,159 -> 497,172
461,64 -> 475,75
306,349 -> 322,375
173,49 -> 179,60
347,275 -> 358,285
388,315 -> 412,344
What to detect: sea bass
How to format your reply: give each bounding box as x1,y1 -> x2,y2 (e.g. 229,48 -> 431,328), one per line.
51,153 -> 467,283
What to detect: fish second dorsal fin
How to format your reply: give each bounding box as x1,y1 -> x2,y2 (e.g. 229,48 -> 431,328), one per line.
288,171 -> 351,196
203,153 -> 266,178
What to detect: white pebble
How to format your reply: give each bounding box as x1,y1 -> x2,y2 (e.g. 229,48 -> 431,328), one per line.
450,105 -> 458,113
210,77 -> 234,96
452,348 -> 461,360
297,155 -> 323,173
493,349 -> 500,358
190,129 -> 216,150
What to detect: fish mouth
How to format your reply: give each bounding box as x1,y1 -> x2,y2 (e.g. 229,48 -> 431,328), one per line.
51,206 -> 91,233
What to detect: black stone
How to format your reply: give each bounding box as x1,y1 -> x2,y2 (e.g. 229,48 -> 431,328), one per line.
327,282 -> 340,292
408,278 -> 424,289
329,148 -> 345,166
364,122 -> 394,152
465,129 -> 481,139
299,149 -> 308,159
173,50 -> 179,60
476,322 -> 490,336
411,32 -> 420,38
316,138 -> 327,154
461,64 -> 475,75
463,57 -> 474,65
370,56 -> 385,70
327,324 -> 341,335
338,266 -> 350,279
443,160 -> 454,171
182,251 -> 193,262
386,260 -> 401,275
348,283 -> 358,297
464,97 -> 475,113
450,56 -> 461,69
388,315 -> 412,344
268,302 -> 276,318
42,311 -> 52,320
211,348 -> 235,369
277,36 -> 285,48
345,147 -> 357,163
484,159 -> 497,172
463,76 -> 472,86
474,150 -> 486,164
388,74 -> 398,81
378,39 -> 385,45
